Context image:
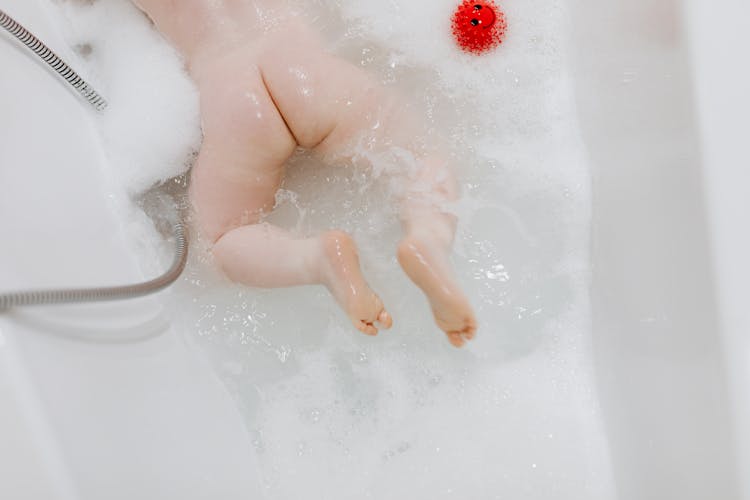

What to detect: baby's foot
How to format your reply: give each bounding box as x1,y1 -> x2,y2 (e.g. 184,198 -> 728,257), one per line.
397,236 -> 477,347
320,230 -> 392,336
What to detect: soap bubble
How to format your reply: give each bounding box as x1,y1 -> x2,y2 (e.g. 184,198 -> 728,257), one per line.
52,0 -> 613,498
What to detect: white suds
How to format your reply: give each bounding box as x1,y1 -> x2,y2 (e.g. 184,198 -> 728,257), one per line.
55,0 -> 201,195
52,0 -> 614,498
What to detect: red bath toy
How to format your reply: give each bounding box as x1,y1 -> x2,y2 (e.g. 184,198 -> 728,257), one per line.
452,0 -> 507,54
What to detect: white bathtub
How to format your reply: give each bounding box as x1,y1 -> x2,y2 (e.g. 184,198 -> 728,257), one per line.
570,0 -> 750,498
1,0 -> 748,499
0,1 -> 262,498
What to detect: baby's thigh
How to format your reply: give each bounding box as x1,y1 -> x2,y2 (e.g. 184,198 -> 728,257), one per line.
190,65 -> 296,241
258,26 -> 392,151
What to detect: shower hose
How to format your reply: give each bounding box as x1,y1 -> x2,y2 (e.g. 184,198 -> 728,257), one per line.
0,8 -> 188,311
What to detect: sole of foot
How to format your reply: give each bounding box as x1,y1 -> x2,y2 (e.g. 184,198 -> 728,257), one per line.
397,236 -> 477,347
321,230 -> 393,336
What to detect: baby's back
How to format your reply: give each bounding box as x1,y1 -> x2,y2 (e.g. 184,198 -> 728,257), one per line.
134,0 -> 293,60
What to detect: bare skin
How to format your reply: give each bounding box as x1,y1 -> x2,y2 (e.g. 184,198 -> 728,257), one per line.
134,0 -> 477,346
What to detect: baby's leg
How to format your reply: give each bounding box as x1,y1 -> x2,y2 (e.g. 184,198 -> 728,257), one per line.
396,158 -> 477,348
258,27 -> 476,346
190,64 -> 391,335
214,225 -> 391,335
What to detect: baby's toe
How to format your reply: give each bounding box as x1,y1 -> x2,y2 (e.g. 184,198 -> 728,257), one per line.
377,310 -> 393,329
356,320 -> 378,336
462,319 -> 477,340
447,332 -> 466,348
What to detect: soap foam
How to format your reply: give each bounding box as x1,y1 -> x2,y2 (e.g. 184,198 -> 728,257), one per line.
54,0 -> 201,196
52,0 -> 614,498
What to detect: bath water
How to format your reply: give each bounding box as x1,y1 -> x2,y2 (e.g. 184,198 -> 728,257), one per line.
55,0 -> 615,497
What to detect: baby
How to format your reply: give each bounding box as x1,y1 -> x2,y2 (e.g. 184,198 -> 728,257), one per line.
134,0 -> 477,347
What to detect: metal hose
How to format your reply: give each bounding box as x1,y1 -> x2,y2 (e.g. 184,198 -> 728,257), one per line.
0,224 -> 188,311
0,8 -> 189,310
0,8 -> 108,111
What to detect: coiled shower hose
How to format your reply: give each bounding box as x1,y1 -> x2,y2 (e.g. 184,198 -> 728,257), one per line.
0,8 -> 188,311
0,8 -> 107,111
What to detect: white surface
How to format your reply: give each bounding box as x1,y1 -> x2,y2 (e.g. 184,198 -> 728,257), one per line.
685,1 -> 750,497
0,1 -> 262,498
1,0 -> 748,498
0,330 -> 77,500
569,0 -> 742,498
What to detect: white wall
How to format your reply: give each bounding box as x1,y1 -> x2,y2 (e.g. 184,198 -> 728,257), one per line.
684,1 -> 750,498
